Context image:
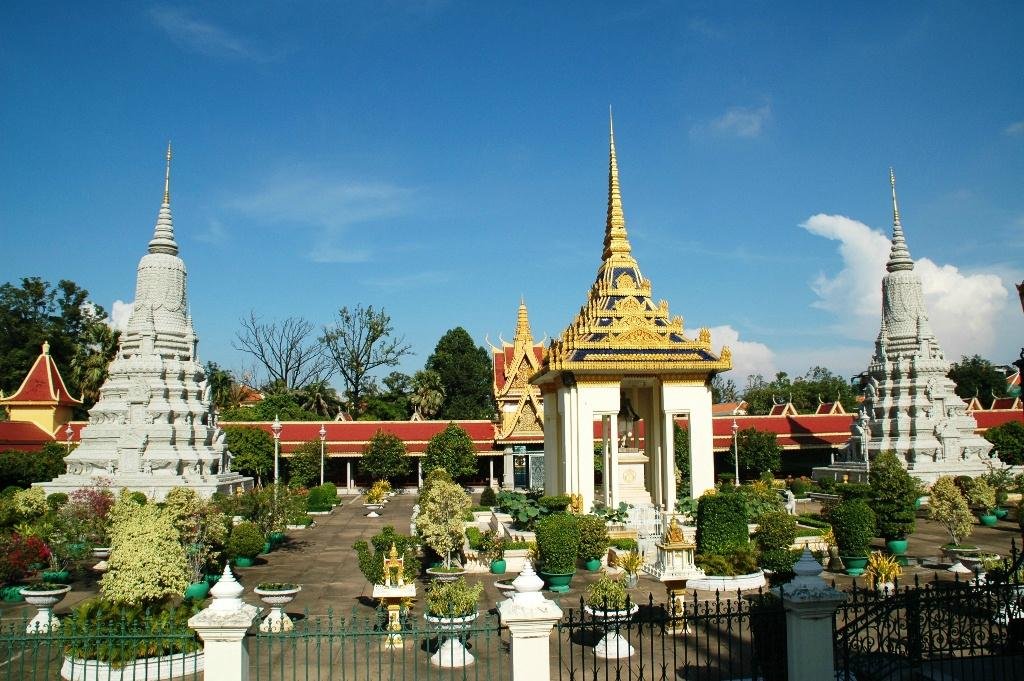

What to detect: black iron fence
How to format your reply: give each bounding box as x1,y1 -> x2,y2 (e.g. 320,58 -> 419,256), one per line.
834,547 -> 1024,681
554,591 -> 785,681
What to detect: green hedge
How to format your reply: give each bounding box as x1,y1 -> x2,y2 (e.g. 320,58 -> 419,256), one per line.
465,526 -> 485,550
829,498 -> 876,556
535,513 -> 580,574
697,493 -> 749,555
609,538 -> 638,551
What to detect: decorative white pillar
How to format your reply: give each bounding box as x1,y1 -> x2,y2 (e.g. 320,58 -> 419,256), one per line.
498,561 -> 563,681
417,458 -> 423,488
346,460 -> 352,492
489,458 -> 494,488
777,549 -> 846,681
601,416 -> 611,506
188,565 -> 260,681
608,417 -> 619,507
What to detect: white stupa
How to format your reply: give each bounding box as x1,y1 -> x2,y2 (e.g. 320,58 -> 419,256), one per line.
41,145 -> 251,500
814,170 -> 993,484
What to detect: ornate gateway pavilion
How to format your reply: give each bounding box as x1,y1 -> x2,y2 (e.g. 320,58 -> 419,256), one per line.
530,117 -> 731,512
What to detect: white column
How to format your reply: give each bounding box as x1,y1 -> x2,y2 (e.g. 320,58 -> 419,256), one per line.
346,460 -> 352,492
498,562 -> 563,681
188,566 -> 260,681
417,458 -> 423,488
779,550 -> 846,681
489,458 -> 494,488
608,417 -> 619,508
503,448 -> 514,489
662,413 -> 677,509
602,416 -> 611,506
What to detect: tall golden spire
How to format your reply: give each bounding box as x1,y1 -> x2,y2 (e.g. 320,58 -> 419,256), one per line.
514,297 -> 533,350
602,108 -> 632,261
886,167 -> 913,272
163,142 -> 172,205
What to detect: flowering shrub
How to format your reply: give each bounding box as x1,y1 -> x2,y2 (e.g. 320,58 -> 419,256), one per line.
12,488 -> 47,519
163,488 -> 229,583
64,487 -> 115,546
100,495 -> 188,606
0,533 -> 50,584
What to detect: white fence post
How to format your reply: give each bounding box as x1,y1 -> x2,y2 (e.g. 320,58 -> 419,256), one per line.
778,549 -> 846,681
498,561 -> 563,681
189,565 -> 261,681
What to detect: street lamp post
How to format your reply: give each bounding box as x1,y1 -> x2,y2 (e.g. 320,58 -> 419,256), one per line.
731,419 -> 740,487
271,415 -> 282,487
319,424 -> 327,486
65,423 -> 74,454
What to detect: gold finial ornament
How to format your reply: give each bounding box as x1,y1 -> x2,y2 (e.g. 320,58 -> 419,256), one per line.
163,141 -> 172,205
603,108 -> 631,261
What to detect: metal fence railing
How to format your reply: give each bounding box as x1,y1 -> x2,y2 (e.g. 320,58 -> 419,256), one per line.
248,607 -> 508,681
554,590 -> 784,681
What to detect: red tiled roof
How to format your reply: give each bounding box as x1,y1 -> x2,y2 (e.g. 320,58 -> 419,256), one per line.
1,343 -> 81,407
971,410 -> 1024,430
990,396 -> 1021,411
0,421 -> 55,451
712,401 -> 748,416
220,420 -> 499,456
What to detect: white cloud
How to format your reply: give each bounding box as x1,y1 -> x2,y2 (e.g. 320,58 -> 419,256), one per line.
195,218 -> 229,244
109,300 -> 134,332
800,213 -> 1009,361
149,7 -> 267,61
1004,120 -> 1024,137
692,104 -> 772,139
708,325 -> 777,384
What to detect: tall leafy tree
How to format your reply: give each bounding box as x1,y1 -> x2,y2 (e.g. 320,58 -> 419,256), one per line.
0,277 -> 114,408
286,440 -> 323,488
321,305 -> 412,417
360,429 -> 410,482
70,321 -> 120,406
224,426 -> 274,485
219,392 -> 320,422
985,422 -> 1024,465
359,372 -> 412,421
741,367 -> 857,415
948,355 -> 1007,408
204,362 -> 238,411
726,428 -> 782,479
296,380 -> 344,419
425,328 -> 495,420
710,375 -> 739,404
422,423 -> 478,482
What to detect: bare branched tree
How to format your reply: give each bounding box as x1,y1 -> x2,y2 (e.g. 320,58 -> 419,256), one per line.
320,304 -> 412,416
233,312 -> 333,390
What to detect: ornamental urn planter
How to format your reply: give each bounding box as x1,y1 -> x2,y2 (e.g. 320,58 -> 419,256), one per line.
979,513 -> 998,528
91,547 -> 111,560
842,556 -> 869,576
584,558 -> 603,572
624,572 -> 639,589
539,570 -> 575,593
42,570 -> 71,584
995,507 -> 1009,520
364,503 -> 384,518
885,538 -> 909,556
424,612 -> 478,667
254,584 -> 301,632
20,584 -> 71,633
183,581 -> 210,601
583,603 -> 639,659
489,559 -> 506,575
233,556 -> 255,568
426,567 -> 467,582
269,531 -> 286,547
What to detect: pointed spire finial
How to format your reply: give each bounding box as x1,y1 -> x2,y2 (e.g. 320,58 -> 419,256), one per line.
149,143 -> 179,256
886,167 -> 914,272
602,108 -> 631,261
163,142 -> 172,205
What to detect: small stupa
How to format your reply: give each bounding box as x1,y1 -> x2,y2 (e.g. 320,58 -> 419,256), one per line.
814,170 -> 992,483
40,145 -> 251,500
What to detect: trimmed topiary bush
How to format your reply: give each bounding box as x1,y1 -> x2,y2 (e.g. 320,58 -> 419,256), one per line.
537,495 -> 571,513
869,451 -> 919,540
479,486 -> 497,507
535,513 -> 581,574
696,492 -> 749,555
576,514 -> 610,561
354,525 -> 420,584
755,512 -> 798,574
829,498 -> 876,558
227,522 -> 265,560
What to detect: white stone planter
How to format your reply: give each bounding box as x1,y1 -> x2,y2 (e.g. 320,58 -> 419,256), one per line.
424,612 -> 478,667
254,585 -> 301,632
91,547 -> 111,560
364,503 -> 384,518
61,652 -> 204,681
684,571 -> 766,592
307,510 -> 332,516
501,548 -> 532,574
584,604 -> 639,659
21,584 -> 71,633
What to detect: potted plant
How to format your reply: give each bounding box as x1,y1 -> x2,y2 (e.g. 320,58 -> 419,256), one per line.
966,478 -> 998,527
354,526 -> 421,586
863,551 -> 902,593
535,513 -> 581,592
929,476 -> 978,561
577,514 -> 610,571
982,467 -> 1014,519
617,550 -> 644,588
869,451 -> 919,557
828,498 -> 875,576
254,582 -> 301,632
163,487 -> 229,601
424,578 -> 483,667
584,575 -> 638,659
480,530 -> 506,575
0,533 -> 50,601
20,581 -> 72,633
227,521 -> 264,567
418,478 -> 470,580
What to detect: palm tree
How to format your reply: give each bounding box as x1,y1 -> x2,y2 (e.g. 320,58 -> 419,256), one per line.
410,370 -> 445,420
71,323 -> 120,407
297,380 -> 344,419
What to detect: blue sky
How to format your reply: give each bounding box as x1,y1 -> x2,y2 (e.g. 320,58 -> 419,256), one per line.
2,2 -> 1022,389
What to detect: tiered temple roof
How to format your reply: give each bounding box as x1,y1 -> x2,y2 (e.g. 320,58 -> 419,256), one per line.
491,300 -> 546,443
